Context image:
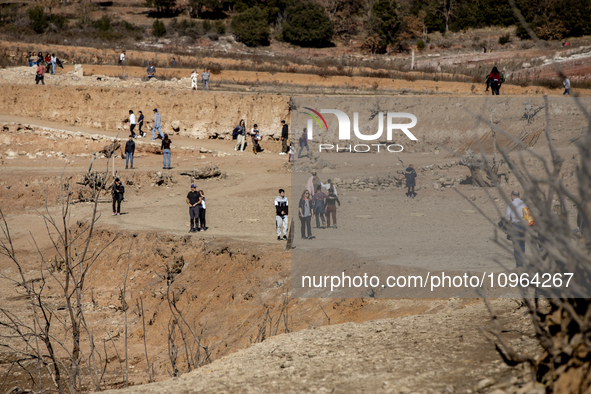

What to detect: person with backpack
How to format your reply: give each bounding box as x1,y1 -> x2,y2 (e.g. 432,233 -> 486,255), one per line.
298,190 -> 314,239
112,178 -> 125,216
35,61 -> 45,85
275,189 -> 289,241
125,135 -> 135,169
298,128 -> 309,158
199,189 -> 207,231
325,189 -> 340,228
312,184 -> 327,229
250,124 -> 262,154
502,190 -> 532,268
186,184 -> 202,233
404,164 -> 417,198
233,119 -> 246,151
489,67 -> 502,95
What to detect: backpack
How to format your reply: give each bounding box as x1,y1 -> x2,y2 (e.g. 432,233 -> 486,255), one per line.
522,207 -> 536,226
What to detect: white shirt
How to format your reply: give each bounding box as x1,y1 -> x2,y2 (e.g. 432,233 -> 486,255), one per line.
504,198 -> 526,224
190,72 -> 197,82
129,113 -> 136,125
120,53 -> 125,62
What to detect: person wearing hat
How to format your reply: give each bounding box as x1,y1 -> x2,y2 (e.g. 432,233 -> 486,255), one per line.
151,108 -> 164,140
112,178 -> 125,216
186,184 -> 202,233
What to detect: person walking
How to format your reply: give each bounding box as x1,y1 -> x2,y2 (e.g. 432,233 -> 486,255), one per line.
325,189 -> 340,228
198,189 -> 207,231
312,185 -> 327,229
503,190 -> 528,268
151,108 -> 164,140
162,134 -> 172,169
147,62 -> 156,80
186,184 -> 202,233
50,53 -> 56,75
298,128 -> 309,158
405,164 -> 417,198
112,178 -> 125,216
138,111 -> 145,137
280,120 -> 289,155
288,142 -> 295,162
119,51 -> 126,65
326,179 -> 338,196
125,135 -> 135,169
35,61 -> 45,85
128,110 -> 137,138
190,70 -> 198,90
250,124 -> 262,154
275,189 -> 289,240
489,67 -> 502,96
298,190 -> 314,239
233,119 -> 246,152
201,68 -> 210,90
563,76 -> 571,95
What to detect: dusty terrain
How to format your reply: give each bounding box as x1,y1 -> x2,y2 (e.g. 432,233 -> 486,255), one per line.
0,48 -> 588,393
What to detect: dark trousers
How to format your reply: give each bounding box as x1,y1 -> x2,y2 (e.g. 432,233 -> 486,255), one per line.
491,82 -> 500,95
199,208 -> 206,229
512,224 -> 526,267
407,186 -> 415,196
300,216 -> 312,238
326,205 -> 337,227
189,206 -> 200,230
130,124 -> 136,136
36,75 -> 44,85
112,195 -> 122,213
282,138 -> 289,153
138,121 -> 144,135
315,212 -> 325,228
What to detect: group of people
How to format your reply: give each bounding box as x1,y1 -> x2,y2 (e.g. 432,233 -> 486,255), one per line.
297,173 -> 340,239
29,52 -> 63,85
231,120 -> 265,154
123,108 -> 172,169
486,66 -> 574,96
190,69 -> 210,90
111,179 -> 208,234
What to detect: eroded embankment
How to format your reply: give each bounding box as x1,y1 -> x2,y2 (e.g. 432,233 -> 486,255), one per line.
0,84 -> 290,140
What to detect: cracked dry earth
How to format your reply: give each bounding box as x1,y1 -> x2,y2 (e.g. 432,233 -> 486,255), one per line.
106,299 -> 542,394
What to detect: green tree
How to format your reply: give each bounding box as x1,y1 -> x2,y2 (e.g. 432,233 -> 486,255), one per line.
28,6 -> 49,33
188,0 -> 223,18
153,19 -> 167,37
230,6 -> 270,46
282,1 -> 334,47
369,0 -> 400,52
145,0 -> 177,14
94,15 -> 111,31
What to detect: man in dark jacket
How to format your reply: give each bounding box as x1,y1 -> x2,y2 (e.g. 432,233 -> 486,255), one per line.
112,178 -> 125,216
125,135 -> 135,169
186,184 -> 202,233
405,164 -> 417,198
280,120 -> 289,155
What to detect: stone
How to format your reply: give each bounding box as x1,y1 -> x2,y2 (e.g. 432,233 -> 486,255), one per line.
171,120 -> 181,132
476,378 -> 496,390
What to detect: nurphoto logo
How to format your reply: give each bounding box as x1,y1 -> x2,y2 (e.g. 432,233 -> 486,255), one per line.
303,108 -> 418,153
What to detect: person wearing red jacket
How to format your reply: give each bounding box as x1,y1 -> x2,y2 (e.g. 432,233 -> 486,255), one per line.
489,66 -> 502,95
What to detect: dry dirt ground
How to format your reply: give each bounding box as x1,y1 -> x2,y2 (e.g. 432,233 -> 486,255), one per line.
0,67 -> 587,392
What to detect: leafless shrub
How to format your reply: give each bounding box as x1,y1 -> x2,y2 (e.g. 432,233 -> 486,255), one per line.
456,9 -> 591,387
